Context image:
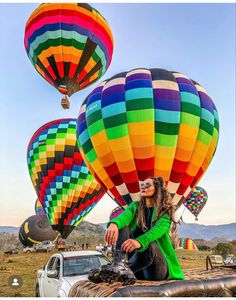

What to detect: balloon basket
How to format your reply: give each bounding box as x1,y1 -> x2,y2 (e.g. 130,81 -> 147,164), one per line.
61,96 -> 70,109
195,217 -> 198,221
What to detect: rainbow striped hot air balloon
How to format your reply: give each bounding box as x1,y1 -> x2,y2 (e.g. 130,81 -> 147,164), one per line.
183,186 -> 208,221
35,198 -> 45,215
109,206 -> 124,221
27,118 -> 105,238
77,68 -> 219,208
24,3 -> 113,108
177,237 -> 198,251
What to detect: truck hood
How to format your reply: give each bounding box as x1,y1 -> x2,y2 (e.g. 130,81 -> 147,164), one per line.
63,274 -> 88,287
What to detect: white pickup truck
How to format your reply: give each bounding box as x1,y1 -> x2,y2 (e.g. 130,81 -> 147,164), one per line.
95,244 -> 112,256
23,246 -> 36,254
224,255 -> 236,264
35,250 -> 110,297
35,240 -> 55,253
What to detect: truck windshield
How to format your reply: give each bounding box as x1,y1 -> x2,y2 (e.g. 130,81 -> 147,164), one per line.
63,255 -> 109,276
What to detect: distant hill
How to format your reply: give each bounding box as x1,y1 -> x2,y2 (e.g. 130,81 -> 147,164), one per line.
74,221 -> 105,235
60,221 -> 106,246
1,222 -> 235,243
178,222 -> 236,241
99,222 -> 236,241
99,223 -> 107,230
0,222 -> 105,237
0,226 -> 19,236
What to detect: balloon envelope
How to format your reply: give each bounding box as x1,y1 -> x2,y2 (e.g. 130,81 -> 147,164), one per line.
109,206 -> 124,220
183,186 -> 208,220
35,198 -> 45,215
177,237 -> 198,251
77,68 -> 219,207
27,118 -> 105,238
24,3 -> 113,98
18,215 -> 59,247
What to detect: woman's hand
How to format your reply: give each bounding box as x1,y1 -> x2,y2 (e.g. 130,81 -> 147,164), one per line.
105,223 -> 118,245
121,239 -> 141,253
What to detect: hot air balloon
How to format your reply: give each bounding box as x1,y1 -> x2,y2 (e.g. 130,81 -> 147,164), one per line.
27,118 -> 105,238
77,68 -> 219,208
24,3 -> 114,108
109,206 -> 124,220
177,238 -> 198,251
19,215 -> 59,247
183,186 -> 208,221
35,198 -> 45,215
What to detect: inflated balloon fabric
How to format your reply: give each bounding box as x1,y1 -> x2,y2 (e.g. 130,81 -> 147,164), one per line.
183,186 -> 208,219
27,118 -> 104,238
109,206 -> 124,220
77,68 -> 219,207
177,237 -> 198,251
35,198 -> 45,215
24,3 -> 113,97
19,215 -> 59,247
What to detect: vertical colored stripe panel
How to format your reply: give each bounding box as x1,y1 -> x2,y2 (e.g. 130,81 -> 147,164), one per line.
152,69 -> 181,182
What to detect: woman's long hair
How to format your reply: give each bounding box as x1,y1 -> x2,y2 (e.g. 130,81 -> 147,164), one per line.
137,177 -> 177,231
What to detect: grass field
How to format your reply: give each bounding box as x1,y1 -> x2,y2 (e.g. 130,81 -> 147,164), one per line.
0,249 -> 211,297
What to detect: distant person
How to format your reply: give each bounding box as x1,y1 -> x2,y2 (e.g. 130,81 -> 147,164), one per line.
81,243 -> 85,250
86,243 -> 89,249
106,177 -> 184,281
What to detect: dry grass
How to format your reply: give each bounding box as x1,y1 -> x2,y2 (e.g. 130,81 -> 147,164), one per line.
0,251 -> 52,297
0,249 -> 211,297
176,249 -> 211,269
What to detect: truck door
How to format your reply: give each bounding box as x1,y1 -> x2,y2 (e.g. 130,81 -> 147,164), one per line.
41,256 -> 60,297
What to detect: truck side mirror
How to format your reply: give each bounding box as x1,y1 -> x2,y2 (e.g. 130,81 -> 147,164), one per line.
47,270 -> 59,278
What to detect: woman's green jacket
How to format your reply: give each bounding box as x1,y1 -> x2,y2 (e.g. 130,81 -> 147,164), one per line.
108,202 -> 185,280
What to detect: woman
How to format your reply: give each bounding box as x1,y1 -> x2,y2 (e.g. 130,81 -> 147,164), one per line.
106,177 -> 184,281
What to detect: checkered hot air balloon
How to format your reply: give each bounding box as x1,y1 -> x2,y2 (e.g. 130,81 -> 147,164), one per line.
24,3 -> 114,108
77,68 -> 219,208
27,118 -> 105,238
183,186 -> 208,221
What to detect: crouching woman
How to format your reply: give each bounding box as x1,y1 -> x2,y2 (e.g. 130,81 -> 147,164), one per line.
106,177 -> 184,281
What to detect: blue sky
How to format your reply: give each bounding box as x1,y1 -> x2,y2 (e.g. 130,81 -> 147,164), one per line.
0,3 -> 235,227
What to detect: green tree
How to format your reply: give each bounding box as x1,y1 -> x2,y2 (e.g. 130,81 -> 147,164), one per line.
198,245 -> 211,251
213,243 -> 231,258
228,241 -> 236,256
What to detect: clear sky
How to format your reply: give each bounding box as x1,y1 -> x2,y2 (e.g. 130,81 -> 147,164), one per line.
0,3 -> 235,227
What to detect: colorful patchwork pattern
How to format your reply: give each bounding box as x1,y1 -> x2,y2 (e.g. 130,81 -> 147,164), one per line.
183,186 -> 208,220
77,68 -> 219,207
177,238 -> 198,251
35,198 -> 45,215
24,3 -> 113,97
27,118 -> 104,238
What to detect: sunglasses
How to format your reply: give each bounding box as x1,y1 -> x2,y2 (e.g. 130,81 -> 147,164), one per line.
140,182 -> 153,189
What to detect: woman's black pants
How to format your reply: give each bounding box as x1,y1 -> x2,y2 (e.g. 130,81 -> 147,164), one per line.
116,226 -> 168,281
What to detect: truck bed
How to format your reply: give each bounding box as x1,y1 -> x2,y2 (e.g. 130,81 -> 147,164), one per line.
69,266 -> 236,297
